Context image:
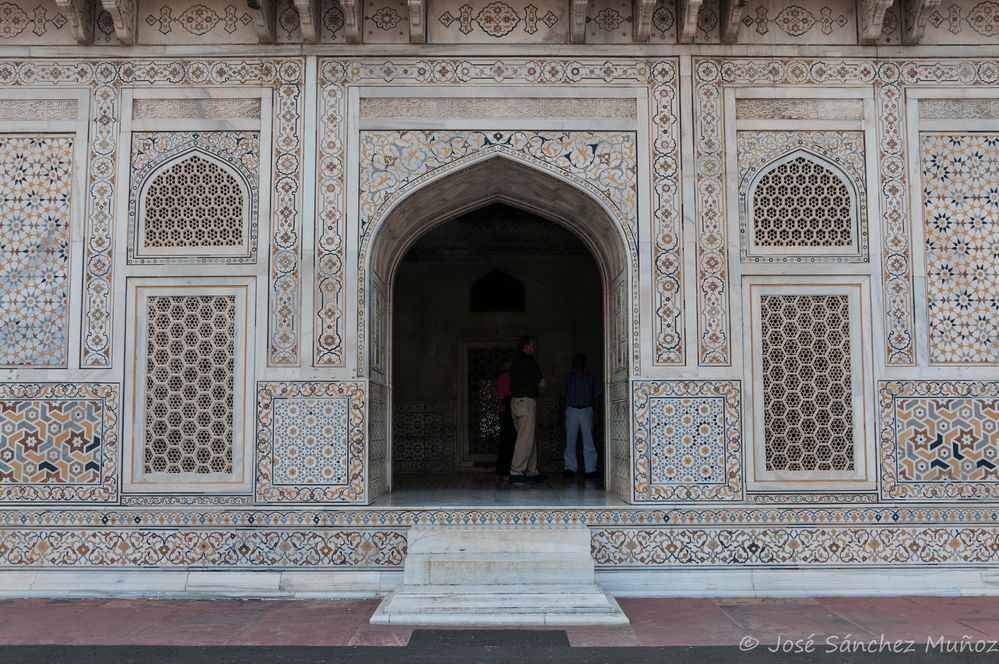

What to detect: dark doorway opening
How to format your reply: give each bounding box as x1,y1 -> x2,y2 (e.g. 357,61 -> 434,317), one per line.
389,203 -> 605,494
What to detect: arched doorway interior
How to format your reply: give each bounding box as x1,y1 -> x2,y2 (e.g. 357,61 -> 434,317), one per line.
365,157 -> 633,505
391,204 -> 603,483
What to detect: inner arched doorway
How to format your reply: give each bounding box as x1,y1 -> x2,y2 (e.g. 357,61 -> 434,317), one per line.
364,156 -> 634,505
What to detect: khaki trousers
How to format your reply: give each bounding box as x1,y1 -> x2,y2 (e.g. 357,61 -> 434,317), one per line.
510,397 -> 538,476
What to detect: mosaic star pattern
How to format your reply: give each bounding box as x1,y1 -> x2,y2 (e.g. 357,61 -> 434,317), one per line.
0,135 -> 73,367
921,134 -> 999,364
881,381 -> 999,500
271,397 -> 349,484
633,381 -> 742,501
0,383 -> 118,503
648,397 -> 726,484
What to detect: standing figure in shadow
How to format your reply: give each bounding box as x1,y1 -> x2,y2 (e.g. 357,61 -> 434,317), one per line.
494,362 -> 515,482
509,335 -> 547,485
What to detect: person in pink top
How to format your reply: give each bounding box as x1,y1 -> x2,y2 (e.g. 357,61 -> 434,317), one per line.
494,363 -> 515,481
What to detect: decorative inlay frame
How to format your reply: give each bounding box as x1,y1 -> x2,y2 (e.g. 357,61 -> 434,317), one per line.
691,58 -> 999,367
632,380 -> 743,502
0,383 -> 119,503
879,381 -> 999,501
255,381 -> 366,503
0,58 -> 304,367
316,58 -> 683,369
123,279 -> 255,494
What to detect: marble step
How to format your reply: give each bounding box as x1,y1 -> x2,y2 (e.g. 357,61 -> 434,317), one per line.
403,553 -> 594,586
403,526 -> 594,586
371,584 -> 629,626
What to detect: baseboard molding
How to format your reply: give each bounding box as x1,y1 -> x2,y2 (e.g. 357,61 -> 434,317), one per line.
0,570 -> 401,599
597,568 -> 999,597
1,567 -> 998,599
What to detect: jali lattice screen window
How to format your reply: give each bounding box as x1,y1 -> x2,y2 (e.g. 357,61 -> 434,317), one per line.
746,279 -> 873,490
143,295 -> 236,475
747,152 -> 860,258
760,294 -> 853,472
125,280 -> 254,493
140,154 -> 248,255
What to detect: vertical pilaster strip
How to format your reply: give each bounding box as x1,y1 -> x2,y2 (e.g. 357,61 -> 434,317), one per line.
268,60 -> 306,366
81,73 -> 120,368
650,60 -> 684,365
691,59 -> 730,365
876,65 -> 916,366
314,61 -> 347,367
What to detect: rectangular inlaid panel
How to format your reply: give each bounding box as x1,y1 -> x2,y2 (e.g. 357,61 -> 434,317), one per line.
880,381 -> 999,500
649,397 -> 726,485
921,134 -> 999,364
256,382 -> 366,503
0,383 -> 119,503
633,381 -> 743,502
0,135 -> 74,368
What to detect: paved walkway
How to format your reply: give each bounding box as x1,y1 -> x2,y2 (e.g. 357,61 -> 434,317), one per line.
1,596 -> 997,648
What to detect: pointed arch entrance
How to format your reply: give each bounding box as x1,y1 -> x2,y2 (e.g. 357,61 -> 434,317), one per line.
362,154 -> 635,505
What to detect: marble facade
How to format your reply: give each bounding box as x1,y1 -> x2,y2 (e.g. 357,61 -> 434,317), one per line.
0,0 -> 998,597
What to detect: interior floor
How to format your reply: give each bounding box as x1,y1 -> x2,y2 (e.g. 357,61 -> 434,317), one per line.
369,472 -> 627,508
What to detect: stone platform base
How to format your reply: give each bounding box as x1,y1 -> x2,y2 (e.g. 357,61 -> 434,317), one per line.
371,583 -> 628,625
371,525 -> 629,626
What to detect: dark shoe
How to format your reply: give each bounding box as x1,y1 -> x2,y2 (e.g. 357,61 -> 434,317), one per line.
562,469 -> 576,480
528,473 -> 546,484
509,474 -> 531,485
584,471 -> 602,481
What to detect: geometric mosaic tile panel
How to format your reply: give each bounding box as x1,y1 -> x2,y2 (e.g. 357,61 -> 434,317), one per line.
271,397 -> 349,484
0,383 -> 119,503
921,134 -> 999,364
0,528 -> 407,568
0,135 -> 74,367
880,381 -> 999,500
591,525 -> 999,566
633,381 -> 743,502
650,397 -> 726,484
256,382 -> 365,503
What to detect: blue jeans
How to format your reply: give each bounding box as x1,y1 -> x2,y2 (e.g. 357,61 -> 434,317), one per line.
564,406 -> 597,473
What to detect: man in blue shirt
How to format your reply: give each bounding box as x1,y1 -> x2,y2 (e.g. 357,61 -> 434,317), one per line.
559,352 -> 603,481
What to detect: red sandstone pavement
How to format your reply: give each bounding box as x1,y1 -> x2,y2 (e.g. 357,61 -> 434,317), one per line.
0,597 -> 997,647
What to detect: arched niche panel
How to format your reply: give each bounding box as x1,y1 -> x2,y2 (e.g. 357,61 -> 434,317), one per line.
744,150 -> 861,259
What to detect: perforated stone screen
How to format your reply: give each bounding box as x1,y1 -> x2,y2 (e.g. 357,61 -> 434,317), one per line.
752,156 -> 853,248
143,295 -> 236,475
143,154 -> 245,251
761,294 -> 854,472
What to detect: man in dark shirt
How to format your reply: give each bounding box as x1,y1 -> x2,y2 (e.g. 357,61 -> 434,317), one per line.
559,353 -> 603,480
509,335 -> 547,484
